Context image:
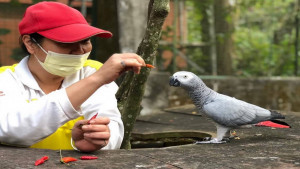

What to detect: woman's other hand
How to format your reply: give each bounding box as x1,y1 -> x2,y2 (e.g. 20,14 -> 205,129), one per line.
72,117 -> 110,152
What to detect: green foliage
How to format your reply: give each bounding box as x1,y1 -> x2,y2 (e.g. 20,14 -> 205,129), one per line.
234,0 -> 297,76
182,0 -> 298,76
181,0 -> 212,75
10,48 -> 26,62
234,27 -> 294,76
186,47 -> 211,75
0,28 -> 10,45
10,0 -> 46,5
0,28 -> 23,62
161,25 -> 173,40
185,0 -> 203,43
9,0 -> 21,6
0,28 -> 10,35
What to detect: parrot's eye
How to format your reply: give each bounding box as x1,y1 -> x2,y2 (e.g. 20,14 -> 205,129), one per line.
184,75 -> 188,79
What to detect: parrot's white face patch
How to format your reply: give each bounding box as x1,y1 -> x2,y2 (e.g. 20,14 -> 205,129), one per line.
172,71 -> 195,87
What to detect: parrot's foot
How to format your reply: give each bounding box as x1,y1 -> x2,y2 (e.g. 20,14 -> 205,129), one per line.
225,135 -> 240,140
221,130 -> 239,141
223,131 -> 240,140
195,138 -> 226,144
222,137 -> 231,142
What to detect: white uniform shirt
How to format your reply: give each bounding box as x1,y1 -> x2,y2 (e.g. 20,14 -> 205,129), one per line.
0,56 -> 124,149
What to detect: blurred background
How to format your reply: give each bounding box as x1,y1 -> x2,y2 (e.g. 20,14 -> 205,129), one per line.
1,0 -> 300,114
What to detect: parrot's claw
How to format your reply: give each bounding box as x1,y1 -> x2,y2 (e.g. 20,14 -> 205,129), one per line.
222,137 -> 231,142
203,137 -> 212,141
228,136 -> 235,139
195,138 -> 227,144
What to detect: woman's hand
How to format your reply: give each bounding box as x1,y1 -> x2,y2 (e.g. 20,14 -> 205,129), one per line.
66,53 -> 145,110
72,117 -> 110,152
95,53 -> 146,85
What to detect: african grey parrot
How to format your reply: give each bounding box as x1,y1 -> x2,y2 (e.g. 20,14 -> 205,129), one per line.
169,71 -> 290,144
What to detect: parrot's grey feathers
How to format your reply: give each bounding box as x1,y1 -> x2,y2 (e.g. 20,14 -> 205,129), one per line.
203,95 -> 272,127
269,110 -> 285,119
169,71 -> 289,143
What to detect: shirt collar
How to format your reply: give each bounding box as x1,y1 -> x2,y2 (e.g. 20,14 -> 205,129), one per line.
15,56 -> 42,91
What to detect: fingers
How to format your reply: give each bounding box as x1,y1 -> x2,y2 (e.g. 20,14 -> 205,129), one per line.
120,53 -> 145,66
119,59 -> 142,74
95,53 -> 146,85
88,117 -> 110,125
82,124 -> 109,133
119,59 -> 142,68
113,53 -> 145,73
83,130 -> 110,140
82,124 -> 110,147
81,117 -> 110,146
84,138 -> 109,147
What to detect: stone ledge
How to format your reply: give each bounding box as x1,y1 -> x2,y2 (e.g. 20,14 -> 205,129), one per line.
0,105 -> 299,168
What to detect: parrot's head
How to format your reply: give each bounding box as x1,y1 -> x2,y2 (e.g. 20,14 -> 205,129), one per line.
169,71 -> 204,90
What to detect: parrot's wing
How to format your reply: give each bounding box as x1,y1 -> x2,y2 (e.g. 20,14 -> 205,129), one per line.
203,96 -> 271,127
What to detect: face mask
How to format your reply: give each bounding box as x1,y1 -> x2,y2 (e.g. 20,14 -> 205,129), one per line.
33,39 -> 90,77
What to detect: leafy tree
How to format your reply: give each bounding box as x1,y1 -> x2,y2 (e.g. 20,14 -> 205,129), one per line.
183,0 -> 298,76
10,48 -> 26,62
235,0 -> 297,76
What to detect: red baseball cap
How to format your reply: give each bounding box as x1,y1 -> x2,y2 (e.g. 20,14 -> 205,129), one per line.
19,1 -> 112,43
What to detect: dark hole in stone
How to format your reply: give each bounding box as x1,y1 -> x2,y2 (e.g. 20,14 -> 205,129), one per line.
130,131 -> 212,149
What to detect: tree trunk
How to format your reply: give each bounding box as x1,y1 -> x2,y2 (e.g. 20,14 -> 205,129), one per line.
116,0 -> 170,149
91,0 -> 121,63
214,0 -> 235,75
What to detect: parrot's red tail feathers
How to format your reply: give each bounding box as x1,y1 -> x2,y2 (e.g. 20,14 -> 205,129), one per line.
255,120 -> 291,128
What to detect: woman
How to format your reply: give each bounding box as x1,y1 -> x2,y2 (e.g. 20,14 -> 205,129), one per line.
0,1 -> 145,152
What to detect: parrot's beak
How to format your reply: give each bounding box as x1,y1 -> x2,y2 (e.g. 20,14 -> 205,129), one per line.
169,76 -> 180,87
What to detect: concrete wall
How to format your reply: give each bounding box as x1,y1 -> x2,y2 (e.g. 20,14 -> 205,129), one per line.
141,71 -> 300,115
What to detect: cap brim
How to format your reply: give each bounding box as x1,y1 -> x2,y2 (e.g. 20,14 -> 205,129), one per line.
37,23 -> 112,43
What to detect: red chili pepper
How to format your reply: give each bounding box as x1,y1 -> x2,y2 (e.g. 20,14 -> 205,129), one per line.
87,112 -> 98,124
60,157 -> 77,163
145,64 -> 155,68
80,156 -> 98,160
35,159 -> 44,166
42,156 -> 49,161
34,156 -> 49,166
